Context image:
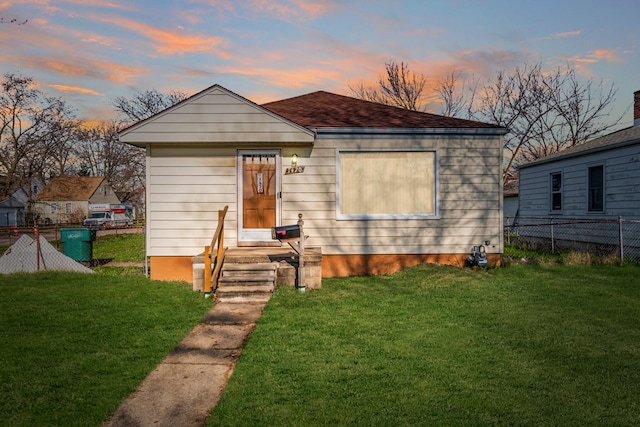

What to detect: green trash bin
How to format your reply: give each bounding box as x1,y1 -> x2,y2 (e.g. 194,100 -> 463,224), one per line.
60,228 -> 93,262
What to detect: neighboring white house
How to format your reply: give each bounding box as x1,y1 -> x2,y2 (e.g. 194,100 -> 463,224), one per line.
34,176 -> 121,224
517,90 -> 640,254
119,85 -> 507,282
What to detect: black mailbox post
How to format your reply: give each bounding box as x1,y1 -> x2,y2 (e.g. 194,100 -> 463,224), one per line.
271,224 -> 300,240
272,214 -> 306,292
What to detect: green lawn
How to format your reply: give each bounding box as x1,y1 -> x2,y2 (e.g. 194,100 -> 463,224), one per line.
2,235 -> 639,426
0,233 -> 213,426
210,262 -> 640,426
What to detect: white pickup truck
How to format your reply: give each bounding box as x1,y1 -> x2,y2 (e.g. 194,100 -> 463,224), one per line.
83,205 -> 133,227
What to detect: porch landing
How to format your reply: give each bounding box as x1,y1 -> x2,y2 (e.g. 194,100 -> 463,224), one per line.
192,246 -> 322,292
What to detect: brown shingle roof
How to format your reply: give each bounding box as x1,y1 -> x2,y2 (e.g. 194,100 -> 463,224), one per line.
262,91 -> 503,129
35,176 -> 105,201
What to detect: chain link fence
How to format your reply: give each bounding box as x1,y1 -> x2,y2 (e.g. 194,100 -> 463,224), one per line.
505,216 -> 640,261
1,225 -> 145,274
1,225 -> 62,249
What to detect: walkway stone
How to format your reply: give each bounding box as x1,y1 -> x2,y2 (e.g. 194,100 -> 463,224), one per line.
102,301 -> 268,427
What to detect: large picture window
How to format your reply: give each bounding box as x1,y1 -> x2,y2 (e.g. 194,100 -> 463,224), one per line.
337,150 -> 437,219
588,165 -> 604,212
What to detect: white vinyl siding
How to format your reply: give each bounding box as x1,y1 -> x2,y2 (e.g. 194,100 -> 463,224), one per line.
146,146 -> 238,256
120,88 -> 314,145
135,85 -> 504,259
280,135 -> 503,256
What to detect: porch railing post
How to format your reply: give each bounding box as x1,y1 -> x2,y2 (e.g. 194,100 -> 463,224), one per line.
204,245 -> 212,293
203,205 -> 228,297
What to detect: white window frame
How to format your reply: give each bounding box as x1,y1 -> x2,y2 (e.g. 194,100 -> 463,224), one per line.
65,202 -> 73,214
50,202 -> 57,214
336,148 -> 439,220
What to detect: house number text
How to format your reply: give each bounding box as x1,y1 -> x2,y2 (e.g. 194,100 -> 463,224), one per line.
285,166 -> 305,175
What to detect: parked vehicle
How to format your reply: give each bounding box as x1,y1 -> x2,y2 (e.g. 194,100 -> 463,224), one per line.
83,204 -> 133,227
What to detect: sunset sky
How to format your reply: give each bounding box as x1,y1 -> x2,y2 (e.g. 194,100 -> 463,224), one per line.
1,0 -> 638,126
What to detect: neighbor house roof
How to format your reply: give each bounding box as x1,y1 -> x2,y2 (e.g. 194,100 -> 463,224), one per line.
261,91 -> 505,130
35,176 -> 105,201
520,125 -> 640,169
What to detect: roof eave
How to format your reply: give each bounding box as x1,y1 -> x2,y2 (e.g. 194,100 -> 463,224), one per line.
314,127 -> 508,137
520,137 -> 640,169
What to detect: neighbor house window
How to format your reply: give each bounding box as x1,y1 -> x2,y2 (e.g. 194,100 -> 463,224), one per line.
65,202 -> 72,214
50,202 -> 57,214
588,165 -> 604,212
550,172 -> 562,211
337,150 -> 437,219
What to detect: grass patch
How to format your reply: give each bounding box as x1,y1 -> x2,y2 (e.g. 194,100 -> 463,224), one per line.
0,271 -> 212,426
92,232 -> 145,263
210,263 -> 640,426
3,236 -> 639,425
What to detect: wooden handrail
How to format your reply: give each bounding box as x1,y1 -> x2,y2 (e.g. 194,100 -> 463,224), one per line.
204,205 -> 228,295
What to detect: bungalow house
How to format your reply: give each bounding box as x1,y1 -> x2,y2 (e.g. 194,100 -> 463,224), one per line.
33,176 -> 120,224
118,85 -> 507,282
517,90 -> 640,254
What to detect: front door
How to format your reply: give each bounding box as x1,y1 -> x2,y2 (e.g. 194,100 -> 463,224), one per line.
238,150 -> 281,242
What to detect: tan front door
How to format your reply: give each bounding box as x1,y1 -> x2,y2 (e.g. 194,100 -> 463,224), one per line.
238,150 -> 281,242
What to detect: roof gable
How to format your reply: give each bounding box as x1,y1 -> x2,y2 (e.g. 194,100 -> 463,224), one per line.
119,84 -> 315,146
262,91 -> 504,130
35,176 -> 105,201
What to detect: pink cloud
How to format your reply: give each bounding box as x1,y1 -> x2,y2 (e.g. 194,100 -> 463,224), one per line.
552,30 -> 582,38
95,14 -> 232,58
190,0 -> 336,22
590,49 -> 621,62
559,49 -> 622,68
49,84 -> 104,96
17,55 -> 148,83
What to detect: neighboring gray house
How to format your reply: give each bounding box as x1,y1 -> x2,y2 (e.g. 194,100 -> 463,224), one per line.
517,90 -> 640,254
0,178 -> 43,227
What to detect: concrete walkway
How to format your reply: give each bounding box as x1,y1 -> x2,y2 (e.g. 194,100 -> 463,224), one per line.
102,301 -> 268,427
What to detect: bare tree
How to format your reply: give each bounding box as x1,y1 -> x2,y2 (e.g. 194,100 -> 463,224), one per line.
74,121 -> 145,203
435,63 -> 623,184
436,69 -> 477,119
35,108 -> 82,181
349,61 -> 428,111
0,73 -> 76,197
112,89 -> 189,123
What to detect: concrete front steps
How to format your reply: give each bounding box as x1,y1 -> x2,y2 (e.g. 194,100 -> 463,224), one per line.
215,263 -> 277,303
